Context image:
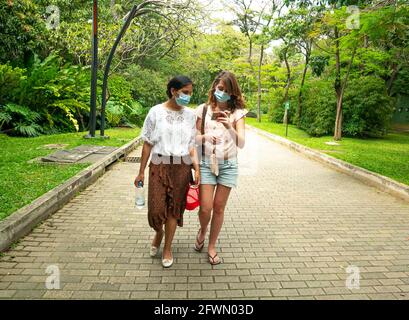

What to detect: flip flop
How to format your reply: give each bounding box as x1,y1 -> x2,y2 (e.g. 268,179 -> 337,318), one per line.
208,253 -> 221,265
194,229 -> 205,252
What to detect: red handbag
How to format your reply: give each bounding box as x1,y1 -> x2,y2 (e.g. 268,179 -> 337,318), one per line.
185,183 -> 200,211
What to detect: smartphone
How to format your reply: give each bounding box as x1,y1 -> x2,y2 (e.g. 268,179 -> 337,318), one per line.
211,111 -> 221,120
211,110 -> 231,120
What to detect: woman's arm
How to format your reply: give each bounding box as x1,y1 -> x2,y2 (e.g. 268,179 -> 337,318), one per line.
134,141 -> 152,186
195,117 -> 205,145
139,141 -> 153,174
229,117 -> 245,149
189,146 -> 200,185
195,117 -> 221,145
135,106 -> 156,186
217,112 -> 246,149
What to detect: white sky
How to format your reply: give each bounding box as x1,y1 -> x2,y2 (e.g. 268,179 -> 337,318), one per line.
197,0 -> 283,51
198,0 -> 282,24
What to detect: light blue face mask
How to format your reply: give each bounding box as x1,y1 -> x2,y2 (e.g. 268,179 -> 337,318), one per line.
175,92 -> 191,107
214,89 -> 231,103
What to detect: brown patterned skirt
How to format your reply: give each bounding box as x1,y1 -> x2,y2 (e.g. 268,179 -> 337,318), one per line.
147,160 -> 192,231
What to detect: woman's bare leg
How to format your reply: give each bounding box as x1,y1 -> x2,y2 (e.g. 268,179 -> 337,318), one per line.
197,184 -> 216,243
163,216 -> 178,260
208,184 -> 231,259
152,228 -> 164,248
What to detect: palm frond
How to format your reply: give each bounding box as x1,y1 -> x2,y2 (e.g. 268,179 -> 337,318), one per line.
13,122 -> 43,137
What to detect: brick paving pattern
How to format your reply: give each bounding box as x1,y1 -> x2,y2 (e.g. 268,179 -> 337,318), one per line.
1,130 -> 409,300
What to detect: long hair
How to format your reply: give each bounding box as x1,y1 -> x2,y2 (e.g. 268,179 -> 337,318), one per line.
207,71 -> 245,112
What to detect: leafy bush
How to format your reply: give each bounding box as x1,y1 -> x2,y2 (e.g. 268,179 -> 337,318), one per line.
105,74 -> 145,128
298,78 -> 337,136
124,65 -> 168,109
0,0 -> 48,65
343,77 -> 394,137
0,64 -> 26,104
267,87 -> 298,124
298,76 -> 394,137
0,53 -> 150,137
17,53 -> 90,133
105,99 -> 144,128
0,103 -> 42,137
0,53 -> 91,136
245,91 -> 273,115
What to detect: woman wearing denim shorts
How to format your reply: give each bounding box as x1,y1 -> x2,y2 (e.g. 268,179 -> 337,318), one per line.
194,71 -> 247,265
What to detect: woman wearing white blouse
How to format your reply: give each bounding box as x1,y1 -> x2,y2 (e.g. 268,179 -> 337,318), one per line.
135,76 -> 200,268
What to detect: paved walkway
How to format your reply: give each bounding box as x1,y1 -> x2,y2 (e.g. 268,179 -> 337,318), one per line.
1,129 -> 409,300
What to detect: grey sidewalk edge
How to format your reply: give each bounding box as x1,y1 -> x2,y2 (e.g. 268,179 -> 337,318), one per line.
247,125 -> 409,203
0,135 -> 142,252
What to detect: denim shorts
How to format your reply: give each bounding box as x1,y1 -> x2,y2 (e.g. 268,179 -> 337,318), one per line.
200,157 -> 238,188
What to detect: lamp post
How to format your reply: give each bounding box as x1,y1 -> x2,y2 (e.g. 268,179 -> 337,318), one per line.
84,0 -> 98,139
100,5 -> 140,138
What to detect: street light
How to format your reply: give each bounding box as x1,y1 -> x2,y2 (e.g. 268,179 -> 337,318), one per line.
84,1 -> 181,139
100,1 -> 168,138
84,0 -> 98,139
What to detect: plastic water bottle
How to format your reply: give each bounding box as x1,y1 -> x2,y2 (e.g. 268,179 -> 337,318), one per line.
135,181 -> 145,209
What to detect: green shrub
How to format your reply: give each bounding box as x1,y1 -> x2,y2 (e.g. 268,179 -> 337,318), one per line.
298,76 -> 394,137
0,0 -> 48,66
105,74 -> 145,128
267,87 -> 298,124
244,91 -> 272,115
0,53 -> 91,136
343,77 -> 394,137
0,103 -> 42,137
124,65 -> 168,109
0,64 -> 26,104
298,78 -> 336,136
18,53 -> 90,133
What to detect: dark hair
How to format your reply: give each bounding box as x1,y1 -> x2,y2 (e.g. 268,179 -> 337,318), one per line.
166,76 -> 193,98
207,71 -> 245,112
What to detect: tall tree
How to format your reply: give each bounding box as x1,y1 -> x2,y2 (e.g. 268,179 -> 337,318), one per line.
228,0 -> 283,121
0,0 -> 48,66
312,1 -> 364,140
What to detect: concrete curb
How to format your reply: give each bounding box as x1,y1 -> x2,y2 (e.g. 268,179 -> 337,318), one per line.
0,136 -> 142,252
247,125 -> 409,203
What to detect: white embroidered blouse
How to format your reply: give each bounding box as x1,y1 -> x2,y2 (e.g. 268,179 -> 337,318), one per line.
141,103 -> 197,157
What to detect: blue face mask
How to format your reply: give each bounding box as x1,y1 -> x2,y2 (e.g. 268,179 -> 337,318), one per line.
175,92 -> 191,107
214,89 -> 231,103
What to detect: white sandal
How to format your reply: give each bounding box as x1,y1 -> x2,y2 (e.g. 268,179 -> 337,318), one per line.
149,230 -> 164,257
150,246 -> 159,257
162,254 -> 174,268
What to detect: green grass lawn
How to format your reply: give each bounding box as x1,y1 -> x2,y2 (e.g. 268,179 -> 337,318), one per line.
0,127 -> 140,220
247,116 -> 409,186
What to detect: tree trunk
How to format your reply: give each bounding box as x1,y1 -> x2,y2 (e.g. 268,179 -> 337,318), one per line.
297,55 -> 309,126
334,96 -> 343,140
248,39 -> 253,64
297,40 -> 312,127
333,27 -> 342,141
77,107 -> 86,131
283,47 -> 291,104
334,35 -> 357,141
257,43 -> 264,122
